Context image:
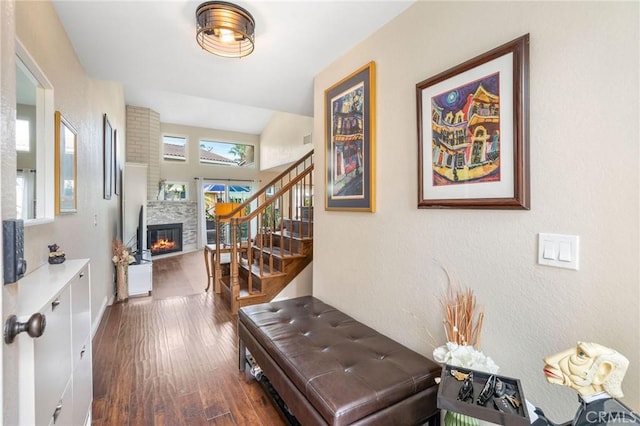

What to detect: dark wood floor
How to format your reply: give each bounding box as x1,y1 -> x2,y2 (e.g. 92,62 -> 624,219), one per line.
151,250 -> 209,300
91,251 -> 286,425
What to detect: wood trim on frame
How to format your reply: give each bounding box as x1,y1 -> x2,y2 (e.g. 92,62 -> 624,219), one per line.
324,61 -> 376,212
417,34 -> 530,209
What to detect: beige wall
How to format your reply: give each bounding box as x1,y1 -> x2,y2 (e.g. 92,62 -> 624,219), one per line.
313,1 -> 639,420
15,1 -> 125,334
260,111 -> 313,171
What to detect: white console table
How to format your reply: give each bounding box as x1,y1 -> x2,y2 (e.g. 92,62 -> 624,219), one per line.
129,250 -> 152,296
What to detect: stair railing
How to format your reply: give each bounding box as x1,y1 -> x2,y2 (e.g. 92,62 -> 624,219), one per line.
214,150 -> 314,312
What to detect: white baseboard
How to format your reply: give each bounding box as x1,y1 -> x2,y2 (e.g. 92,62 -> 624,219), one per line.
91,294 -> 111,340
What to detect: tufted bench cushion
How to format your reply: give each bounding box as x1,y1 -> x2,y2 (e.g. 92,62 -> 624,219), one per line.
238,296 -> 441,426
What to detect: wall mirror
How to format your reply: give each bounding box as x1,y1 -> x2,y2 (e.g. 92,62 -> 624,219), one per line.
55,111 -> 77,214
16,38 -> 55,225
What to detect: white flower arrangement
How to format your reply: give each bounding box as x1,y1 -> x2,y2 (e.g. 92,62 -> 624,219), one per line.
433,341 -> 499,374
431,275 -> 499,372
112,240 -> 135,266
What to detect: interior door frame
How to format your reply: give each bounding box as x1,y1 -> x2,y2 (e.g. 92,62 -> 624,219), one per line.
1,3 -> 19,422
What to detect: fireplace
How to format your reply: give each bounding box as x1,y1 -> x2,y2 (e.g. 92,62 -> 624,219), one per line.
147,223 -> 183,256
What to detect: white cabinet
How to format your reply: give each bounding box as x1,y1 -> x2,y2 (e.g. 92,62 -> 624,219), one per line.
129,250 -> 153,296
18,259 -> 92,426
72,339 -> 92,425
49,379 -> 72,426
34,284 -> 71,425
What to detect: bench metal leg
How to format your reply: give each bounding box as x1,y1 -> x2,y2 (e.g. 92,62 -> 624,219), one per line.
427,411 -> 440,426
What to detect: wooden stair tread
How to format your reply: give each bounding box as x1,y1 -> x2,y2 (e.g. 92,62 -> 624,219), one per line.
252,245 -> 306,259
239,259 -> 287,278
271,231 -> 313,241
239,289 -> 267,299
222,276 -> 263,298
281,218 -> 313,223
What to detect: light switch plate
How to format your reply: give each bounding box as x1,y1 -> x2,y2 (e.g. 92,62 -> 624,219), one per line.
538,233 -> 579,270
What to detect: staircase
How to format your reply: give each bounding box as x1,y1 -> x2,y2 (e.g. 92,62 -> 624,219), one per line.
214,150 -> 314,314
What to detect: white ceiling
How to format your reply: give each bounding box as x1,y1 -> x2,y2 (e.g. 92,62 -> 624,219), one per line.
52,0 -> 414,135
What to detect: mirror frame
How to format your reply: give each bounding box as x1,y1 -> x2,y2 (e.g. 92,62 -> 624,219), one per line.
103,113 -> 113,200
16,38 -> 55,225
54,111 -> 77,214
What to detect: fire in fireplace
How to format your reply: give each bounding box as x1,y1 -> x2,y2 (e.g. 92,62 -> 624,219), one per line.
147,223 -> 183,256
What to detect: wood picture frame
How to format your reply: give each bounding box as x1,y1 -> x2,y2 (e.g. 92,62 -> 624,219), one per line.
114,129 -> 120,196
325,61 -> 376,212
54,111 -> 77,214
103,113 -> 113,200
417,34 -> 530,209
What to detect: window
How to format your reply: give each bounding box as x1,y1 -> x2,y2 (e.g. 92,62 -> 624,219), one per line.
163,135 -> 187,162
16,119 -> 30,152
202,181 -> 253,244
16,173 -> 25,217
199,140 -> 255,168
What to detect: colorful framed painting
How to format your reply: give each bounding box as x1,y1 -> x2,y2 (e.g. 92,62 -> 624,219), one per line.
417,34 -> 530,209
103,113 -> 113,200
325,61 -> 376,212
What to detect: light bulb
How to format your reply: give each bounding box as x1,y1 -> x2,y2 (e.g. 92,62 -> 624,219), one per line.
219,28 -> 235,44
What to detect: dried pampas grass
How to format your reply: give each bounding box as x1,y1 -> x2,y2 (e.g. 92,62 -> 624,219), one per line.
440,282 -> 484,350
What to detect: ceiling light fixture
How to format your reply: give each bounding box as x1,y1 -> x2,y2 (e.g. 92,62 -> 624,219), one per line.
196,1 -> 255,58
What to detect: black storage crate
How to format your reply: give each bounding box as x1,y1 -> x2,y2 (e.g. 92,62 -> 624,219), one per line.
437,364 -> 530,426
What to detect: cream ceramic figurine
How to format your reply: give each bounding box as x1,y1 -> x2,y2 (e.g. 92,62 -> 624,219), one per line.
531,342 -> 639,426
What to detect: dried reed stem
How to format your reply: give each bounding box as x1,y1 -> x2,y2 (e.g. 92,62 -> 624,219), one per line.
440,282 -> 484,349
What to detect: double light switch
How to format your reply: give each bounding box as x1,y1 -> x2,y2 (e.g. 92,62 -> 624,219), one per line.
538,233 -> 579,270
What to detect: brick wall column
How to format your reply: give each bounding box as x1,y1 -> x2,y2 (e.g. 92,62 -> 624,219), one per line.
126,106 -> 161,200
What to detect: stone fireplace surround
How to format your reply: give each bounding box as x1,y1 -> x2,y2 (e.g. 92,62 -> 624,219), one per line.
147,201 -> 197,254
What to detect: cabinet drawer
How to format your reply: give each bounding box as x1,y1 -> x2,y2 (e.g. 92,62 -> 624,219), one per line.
71,266 -> 91,359
73,337 -> 93,426
48,377 -> 72,426
35,286 -> 72,426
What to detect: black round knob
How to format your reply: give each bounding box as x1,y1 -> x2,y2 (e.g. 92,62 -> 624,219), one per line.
4,313 -> 46,344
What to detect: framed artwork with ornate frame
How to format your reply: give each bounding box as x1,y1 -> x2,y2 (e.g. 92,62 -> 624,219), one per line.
103,113 -> 113,200
325,61 -> 376,212
54,111 -> 77,214
417,34 -> 530,209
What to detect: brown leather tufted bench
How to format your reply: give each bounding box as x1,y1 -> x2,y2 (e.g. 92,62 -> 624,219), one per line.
238,296 -> 441,425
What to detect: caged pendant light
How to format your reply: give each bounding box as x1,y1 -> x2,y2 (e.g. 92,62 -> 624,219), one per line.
195,1 -> 255,58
